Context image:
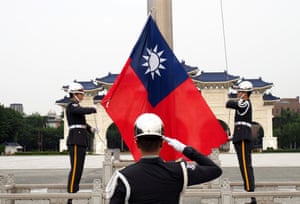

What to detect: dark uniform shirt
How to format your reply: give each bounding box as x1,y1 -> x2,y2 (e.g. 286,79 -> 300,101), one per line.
109,146 -> 222,204
66,100 -> 96,147
226,99 -> 252,143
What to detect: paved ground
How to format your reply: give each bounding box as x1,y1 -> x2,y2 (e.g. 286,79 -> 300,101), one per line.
0,153 -> 299,184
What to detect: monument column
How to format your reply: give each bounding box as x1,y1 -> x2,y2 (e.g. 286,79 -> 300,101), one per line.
147,0 -> 173,49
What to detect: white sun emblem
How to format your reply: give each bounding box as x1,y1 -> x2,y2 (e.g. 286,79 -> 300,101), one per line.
142,45 -> 166,80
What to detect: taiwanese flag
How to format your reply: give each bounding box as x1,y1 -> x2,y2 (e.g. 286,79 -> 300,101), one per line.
101,15 -> 227,161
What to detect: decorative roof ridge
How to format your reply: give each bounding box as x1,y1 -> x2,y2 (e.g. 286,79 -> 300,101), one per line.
193,70 -> 240,82
61,80 -> 103,92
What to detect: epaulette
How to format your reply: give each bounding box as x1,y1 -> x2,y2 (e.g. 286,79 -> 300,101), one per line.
72,103 -> 79,107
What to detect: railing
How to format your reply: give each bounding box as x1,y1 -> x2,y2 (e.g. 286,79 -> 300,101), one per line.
1,179 -> 300,204
0,149 -> 300,204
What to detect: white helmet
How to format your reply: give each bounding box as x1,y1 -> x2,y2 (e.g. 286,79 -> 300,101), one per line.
134,113 -> 164,138
235,81 -> 253,92
69,82 -> 84,94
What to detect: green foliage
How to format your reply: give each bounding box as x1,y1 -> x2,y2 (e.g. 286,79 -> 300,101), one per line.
273,108 -> 300,149
0,105 -> 63,152
0,105 -> 25,142
0,144 -> 4,154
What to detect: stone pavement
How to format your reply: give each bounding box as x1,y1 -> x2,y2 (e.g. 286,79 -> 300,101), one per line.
0,153 -> 299,184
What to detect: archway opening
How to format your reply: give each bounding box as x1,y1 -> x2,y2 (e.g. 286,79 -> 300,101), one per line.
106,123 -> 128,152
252,122 -> 264,151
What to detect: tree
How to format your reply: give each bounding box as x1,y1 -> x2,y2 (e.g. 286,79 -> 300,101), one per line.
0,105 -> 63,152
273,108 -> 300,149
0,105 -> 25,143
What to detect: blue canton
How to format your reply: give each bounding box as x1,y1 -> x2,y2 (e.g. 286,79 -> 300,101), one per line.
129,16 -> 188,107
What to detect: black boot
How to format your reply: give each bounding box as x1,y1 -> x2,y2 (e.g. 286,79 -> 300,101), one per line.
67,199 -> 72,204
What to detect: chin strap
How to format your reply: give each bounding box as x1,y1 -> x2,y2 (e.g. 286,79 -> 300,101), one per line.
74,95 -> 81,103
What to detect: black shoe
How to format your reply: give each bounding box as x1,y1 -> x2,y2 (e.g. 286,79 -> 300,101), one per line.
250,197 -> 257,204
67,199 -> 72,204
245,197 -> 257,204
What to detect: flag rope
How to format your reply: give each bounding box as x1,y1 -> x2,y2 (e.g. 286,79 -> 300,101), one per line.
220,0 -> 232,138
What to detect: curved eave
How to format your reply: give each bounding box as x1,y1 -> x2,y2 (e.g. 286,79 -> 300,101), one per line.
56,102 -> 67,107
95,81 -> 114,86
95,73 -> 119,85
180,60 -> 199,75
93,95 -> 105,103
253,85 -> 273,91
192,78 -> 239,84
55,101 -> 69,107
55,96 -> 71,107
187,69 -> 199,75
83,87 -> 104,92
192,71 -> 240,84
263,94 -> 280,105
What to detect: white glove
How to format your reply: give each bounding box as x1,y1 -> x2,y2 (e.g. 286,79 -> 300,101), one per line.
91,127 -> 100,134
163,136 -> 186,152
91,105 -> 97,112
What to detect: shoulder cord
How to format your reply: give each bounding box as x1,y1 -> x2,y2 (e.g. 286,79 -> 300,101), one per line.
237,100 -> 250,116
179,161 -> 188,204
105,170 -> 131,204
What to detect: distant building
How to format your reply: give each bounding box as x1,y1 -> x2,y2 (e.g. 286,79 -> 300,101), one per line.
273,97 -> 300,116
46,110 -> 61,128
3,142 -> 23,155
10,103 -> 23,113
56,61 -> 280,153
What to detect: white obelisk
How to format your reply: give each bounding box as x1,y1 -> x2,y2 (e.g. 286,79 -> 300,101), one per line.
147,0 -> 173,50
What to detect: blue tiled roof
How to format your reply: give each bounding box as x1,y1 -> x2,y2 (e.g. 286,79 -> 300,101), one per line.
243,78 -> 273,89
95,62 -> 198,85
56,96 -> 71,105
74,80 -> 103,91
56,95 -> 105,105
3,142 -> 22,146
62,80 -> 103,92
180,60 -> 199,73
263,93 -> 280,101
96,72 -> 119,84
94,95 -> 105,101
193,71 -> 240,82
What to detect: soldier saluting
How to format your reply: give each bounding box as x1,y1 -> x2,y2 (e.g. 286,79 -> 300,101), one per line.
106,113 -> 222,204
66,82 -> 98,204
226,80 -> 256,204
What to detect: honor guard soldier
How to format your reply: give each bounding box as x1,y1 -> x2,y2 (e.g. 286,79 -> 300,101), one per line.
105,113 -> 222,204
226,80 -> 256,204
66,82 -> 98,204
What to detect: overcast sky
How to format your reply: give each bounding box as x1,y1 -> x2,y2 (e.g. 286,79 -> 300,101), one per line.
1,0 -> 299,115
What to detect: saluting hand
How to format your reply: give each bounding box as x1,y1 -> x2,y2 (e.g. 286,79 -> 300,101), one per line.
163,136 -> 186,152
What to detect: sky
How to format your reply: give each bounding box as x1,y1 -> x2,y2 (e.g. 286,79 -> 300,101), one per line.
0,0 -> 299,115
